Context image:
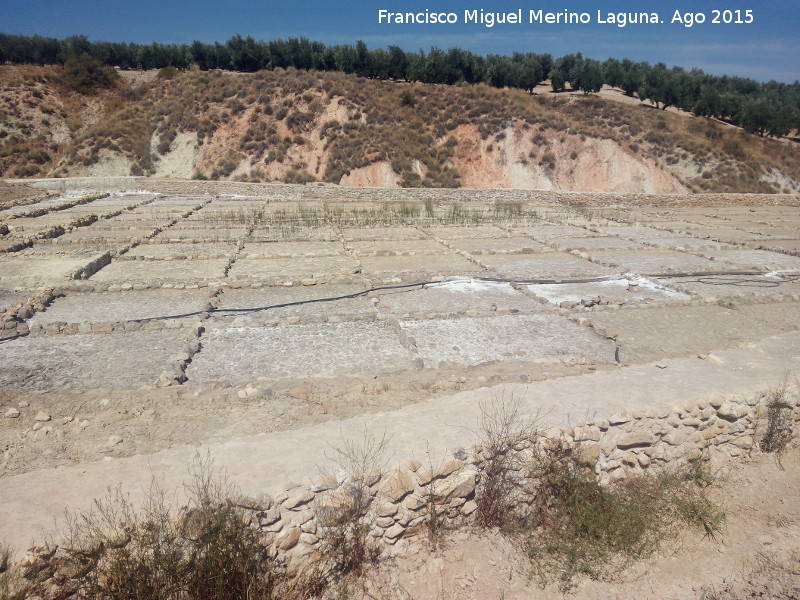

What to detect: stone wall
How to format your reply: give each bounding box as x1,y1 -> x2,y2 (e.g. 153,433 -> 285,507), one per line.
234,386 -> 799,575
0,288 -> 58,340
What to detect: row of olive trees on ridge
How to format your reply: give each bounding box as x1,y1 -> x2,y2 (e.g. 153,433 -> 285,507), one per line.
1,33 -> 797,137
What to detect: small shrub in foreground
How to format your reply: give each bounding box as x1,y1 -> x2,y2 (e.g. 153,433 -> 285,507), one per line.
475,397 -> 543,530
760,377 -> 796,456
315,432 -> 390,583
20,457 -> 292,600
0,544 -> 26,600
522,453 -> 725,591
471,398 -> 726,592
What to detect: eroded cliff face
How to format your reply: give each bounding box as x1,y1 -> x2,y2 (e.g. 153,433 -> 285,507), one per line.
327,123 -> 686,192
447,123 -> 686,193
339,162 -> 401,188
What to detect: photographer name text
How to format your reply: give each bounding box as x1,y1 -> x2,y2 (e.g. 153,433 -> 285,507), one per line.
377,8 -> 755,28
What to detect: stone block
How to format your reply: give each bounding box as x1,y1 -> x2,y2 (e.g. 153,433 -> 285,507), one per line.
717,400 -> 741,421
438,471 -> 476,500
284,490 -> 314,510
415,459 -> 463,486
380,469 -> 415,502
404,494 -> 426,511
461,500 -> 478,516
376,501 -> 398,517
579,442 -> 601,463
574,426 -> 601,442
277,526 -> 300,551
384,523 -> 405,539
617,428 -> 655,449
608,413 -> 631,425
376,517 -> 395,528
708,392 -> 725,409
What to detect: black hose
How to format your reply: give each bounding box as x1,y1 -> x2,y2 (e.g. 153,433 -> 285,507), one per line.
5,271 -> 798,339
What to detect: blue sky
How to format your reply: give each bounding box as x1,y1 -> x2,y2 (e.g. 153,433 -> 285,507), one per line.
1,0 -> 797,82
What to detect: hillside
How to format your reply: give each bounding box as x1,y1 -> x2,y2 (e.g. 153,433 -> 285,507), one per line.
1,64 -> 799,193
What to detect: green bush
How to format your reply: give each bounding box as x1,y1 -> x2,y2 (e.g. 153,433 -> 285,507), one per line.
0,544 -> 26,600
760,379 -> 795,455
539,152 -> 556,170
284,169 -> 316,184
13,164 -> 40,177
17,458 -> 293,600
522,449 -> 725,591
157,66 -> 178,80
63,53 -> 119,95
400,90 -> 416,107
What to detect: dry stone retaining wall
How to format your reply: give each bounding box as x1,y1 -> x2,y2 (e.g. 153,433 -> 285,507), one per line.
238,387 -> 800,574
0,288 -> 58,339
0,193 -> 111,255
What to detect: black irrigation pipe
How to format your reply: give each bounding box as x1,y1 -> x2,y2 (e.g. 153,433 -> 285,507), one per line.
465,270 -> 800,285
127,280 -> 444,323
0,331 -> 29,344
126,271 -> 800,323
677,276 -> 797,288
136,275 -> 626,322
648,269 -> 798,279
652,271 -> 800,288
476,275 -> 625,285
